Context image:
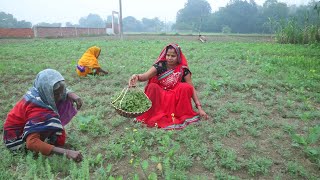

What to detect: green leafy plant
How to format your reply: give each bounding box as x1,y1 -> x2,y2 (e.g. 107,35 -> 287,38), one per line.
291,125 -> 320,166
214,143 -> 241,171
286,161 -> 308,178
246,155 -> 273,176
202,153 -> 217,171
243,141 -> 257,150
172,153 -> 193,170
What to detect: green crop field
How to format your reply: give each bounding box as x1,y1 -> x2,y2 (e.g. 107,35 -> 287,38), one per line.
0,35 -> 319,179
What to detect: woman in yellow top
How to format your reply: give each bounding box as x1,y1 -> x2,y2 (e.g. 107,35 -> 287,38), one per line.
76,46 -> 109,77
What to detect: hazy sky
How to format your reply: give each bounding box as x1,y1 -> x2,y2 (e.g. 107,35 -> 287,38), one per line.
0,0 -> 310,24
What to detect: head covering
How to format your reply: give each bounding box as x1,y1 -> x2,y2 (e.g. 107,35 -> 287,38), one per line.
86,46 -> 101,58
155,43 -> 188,67
77,46 -> 101,68
53,81 -> 66,91
146,43 -> 190,88
33,69 -> 66,111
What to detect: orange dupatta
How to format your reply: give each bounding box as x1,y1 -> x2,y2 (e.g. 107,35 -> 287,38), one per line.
76,46 -> 101,76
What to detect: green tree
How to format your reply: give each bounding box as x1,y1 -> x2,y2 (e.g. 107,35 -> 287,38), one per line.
214,0 -> 260,33
0,11 -> 32,28
122,16 -> 142,32
175,0 -> 212,32
290,1 -> 320,27
36,22 -> 62,27
106,15 -> 112,23
65,22 -> 80,27
79,14 -> 105,28
15,20 -> 32,28
201,13 -> 219,32
106,15 -> 119,24
262,0 -> 289,21
141,18 -> 164,32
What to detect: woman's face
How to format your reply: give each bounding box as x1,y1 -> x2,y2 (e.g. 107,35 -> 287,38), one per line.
166,48 -> 179,67
96,49 -> 101,58
53,84 -> 65,103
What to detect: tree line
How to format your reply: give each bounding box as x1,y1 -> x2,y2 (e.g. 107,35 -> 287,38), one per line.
1,0 -> 319,35
175,0 -> 319,34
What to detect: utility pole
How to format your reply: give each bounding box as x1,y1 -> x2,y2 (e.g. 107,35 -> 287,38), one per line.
119,0 -> 123,40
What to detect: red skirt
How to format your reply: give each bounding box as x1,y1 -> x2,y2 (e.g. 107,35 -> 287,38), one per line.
136,83 -> 200,129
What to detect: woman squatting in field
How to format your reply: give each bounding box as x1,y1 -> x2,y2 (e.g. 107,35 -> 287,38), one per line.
76,46 -> 109,77
3,69 -> 83,162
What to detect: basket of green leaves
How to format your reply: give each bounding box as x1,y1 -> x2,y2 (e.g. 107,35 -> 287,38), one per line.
111,87 -> 152,118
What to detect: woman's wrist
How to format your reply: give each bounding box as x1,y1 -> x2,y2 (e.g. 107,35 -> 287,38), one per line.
68,92 -> 80,101
52,146 -> 67,155
64,149 -> 70,157
196,103 -> 202,109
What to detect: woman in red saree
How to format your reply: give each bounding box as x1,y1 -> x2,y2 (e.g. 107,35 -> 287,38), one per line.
129,43 -> 209,130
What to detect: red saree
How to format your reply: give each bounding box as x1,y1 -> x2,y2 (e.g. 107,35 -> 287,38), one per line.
136,44 -> 200,129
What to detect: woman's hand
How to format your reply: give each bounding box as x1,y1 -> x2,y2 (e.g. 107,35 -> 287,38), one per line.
101,71 -> 109,75
52,146 -> 83,162
65,150 -> 83,162
68,92 -> 83,110
98,68 -> 109,75
129,74 -> 139,87
73,98 -> 83,110
97,71 -> 108,76
198,107 -> 209,120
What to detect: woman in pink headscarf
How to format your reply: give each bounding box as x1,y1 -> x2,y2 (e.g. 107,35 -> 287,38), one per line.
129,43 -> 209,130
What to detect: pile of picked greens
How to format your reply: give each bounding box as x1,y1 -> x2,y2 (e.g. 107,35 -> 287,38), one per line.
112,88 -> 151,113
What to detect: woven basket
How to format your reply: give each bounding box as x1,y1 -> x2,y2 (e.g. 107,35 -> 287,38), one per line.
111,87 -> 151,118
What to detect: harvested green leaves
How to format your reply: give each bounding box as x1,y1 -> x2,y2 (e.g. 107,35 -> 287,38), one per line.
112,89 -> 151,113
